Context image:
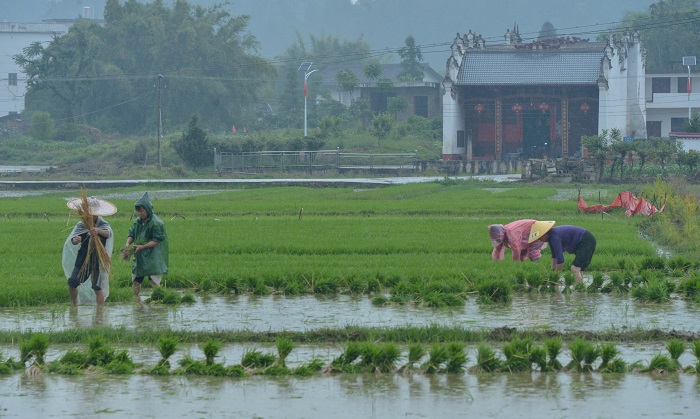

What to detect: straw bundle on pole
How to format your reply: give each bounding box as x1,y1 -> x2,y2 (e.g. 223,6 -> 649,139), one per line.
75,189 -> 112,280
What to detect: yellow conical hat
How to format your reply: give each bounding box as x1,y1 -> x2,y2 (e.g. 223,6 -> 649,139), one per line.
528,221 -> 555,243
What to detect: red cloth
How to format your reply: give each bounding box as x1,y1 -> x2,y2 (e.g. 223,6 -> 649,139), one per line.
489,219 -> 546,262
577,192 -> 664,217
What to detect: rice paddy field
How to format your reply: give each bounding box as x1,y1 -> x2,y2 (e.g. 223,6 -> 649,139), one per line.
2,178 -> 700,417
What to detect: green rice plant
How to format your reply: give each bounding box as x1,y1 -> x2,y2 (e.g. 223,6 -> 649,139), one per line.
667,338 -> 686,364
598,343 -> 619,370
668,257 -> 691,272
475,343 -> 502,372
529,345 -> 547,371
178,355 -> 208,375
691,341 -> 700,372
605,357 -> 627,373
678,275 -> 700,299
262,364 -> 289,376
275,337 -> 296,367
292,358 -> 324,377
357,342 -> 400,372
502,337 -> 533,373
631,279 -> 671,303
206,363 -> 228,376
241,349 -> 275,369
202,339 -> 222,366
422,344 -> 449,374
225,365 -> 247,377
563,272 -> 575,290
566,337 -> 597,372
444,342 -> 468,374
525,271 -> 544,292
372,295 -> 389,306
330,342 -> 362,371
20,333 -> 50,365
150,287 -> 166,301
181,292 -> 196,303
544,337 -> 563,371
476,278 -> 512,304
104,350 -> 135,374
640,257 -> 666,271
86,337 -> 116,367
589,273 -> 605,291
59,348 -> 88,368
156,337 -> 178,369
644,354 -> 677,372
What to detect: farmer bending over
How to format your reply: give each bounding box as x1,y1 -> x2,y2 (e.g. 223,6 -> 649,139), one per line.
488,219 -> 547,262
126,192 -> 169,301
529,221 -> 596,285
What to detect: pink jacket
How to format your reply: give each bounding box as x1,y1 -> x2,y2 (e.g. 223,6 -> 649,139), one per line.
488,219 -> 546,262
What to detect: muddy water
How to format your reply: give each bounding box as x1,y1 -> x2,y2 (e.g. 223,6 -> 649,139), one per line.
0,371 -> 697,418
1,293 -> 699,333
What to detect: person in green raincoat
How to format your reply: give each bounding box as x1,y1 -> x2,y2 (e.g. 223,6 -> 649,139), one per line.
125,192 -> 169,301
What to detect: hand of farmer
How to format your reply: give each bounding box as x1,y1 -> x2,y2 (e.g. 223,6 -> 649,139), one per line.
72,236 -> 82,245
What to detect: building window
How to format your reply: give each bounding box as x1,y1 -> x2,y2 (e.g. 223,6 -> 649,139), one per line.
651,77 -> 670,94
8,73 -> 17,86
677,77 -> 691,94
671,117 -> 687,132
457,130 -> 465,148
414,96 -> 428,117
646,121 -> 662,137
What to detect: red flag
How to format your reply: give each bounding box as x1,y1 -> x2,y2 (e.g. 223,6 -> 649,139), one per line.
304,80 -> 308,98
231,125 -> 236,134
243,127 -> 247,133
688,77 -> 692,94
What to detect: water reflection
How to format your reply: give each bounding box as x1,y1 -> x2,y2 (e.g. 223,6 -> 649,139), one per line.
1,293 -> 700,333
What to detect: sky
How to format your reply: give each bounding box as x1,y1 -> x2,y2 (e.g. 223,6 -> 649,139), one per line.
3,0 -> 651,71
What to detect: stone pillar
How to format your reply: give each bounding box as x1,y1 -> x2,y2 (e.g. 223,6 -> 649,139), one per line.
495,96 -> 503,160
562,95 -> 569,157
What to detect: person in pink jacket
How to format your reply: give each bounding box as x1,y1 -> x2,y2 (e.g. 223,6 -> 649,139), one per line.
488,219 -> 547,262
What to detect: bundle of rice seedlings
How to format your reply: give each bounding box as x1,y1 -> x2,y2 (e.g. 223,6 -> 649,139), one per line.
475,343 -> 502,372
202,340 -> 222,366
667,338 -> 686,368
544,337 -> 563,371
74,189 -> 112,281
275,337 -> 296,368
119,245 -> 136,262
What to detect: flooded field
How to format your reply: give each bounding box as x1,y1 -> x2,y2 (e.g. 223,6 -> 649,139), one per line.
0,371 -> 698,418
2,293 -> 699,334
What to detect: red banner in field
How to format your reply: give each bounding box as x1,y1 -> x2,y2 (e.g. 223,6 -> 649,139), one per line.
577,191 -> 665,217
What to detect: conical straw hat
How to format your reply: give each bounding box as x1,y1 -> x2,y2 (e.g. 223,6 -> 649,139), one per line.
528,220 -> 555,243
67,196 -> 118,216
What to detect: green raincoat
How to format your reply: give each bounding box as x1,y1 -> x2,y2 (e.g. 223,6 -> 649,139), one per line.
128,192 -> 169,276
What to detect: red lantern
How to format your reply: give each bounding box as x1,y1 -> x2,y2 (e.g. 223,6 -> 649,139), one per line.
580,102 -> 590,115
474,103 -> 485,116
538,102 -> 549,113
511,103 -> 522,114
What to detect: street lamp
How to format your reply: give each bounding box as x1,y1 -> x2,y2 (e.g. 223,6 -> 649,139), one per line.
298,62 -> 318,137
683,56 -> 696,120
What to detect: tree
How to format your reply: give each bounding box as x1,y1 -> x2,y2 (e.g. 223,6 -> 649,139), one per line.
172,115 -> 211,168
685,113 -> 700,132
582,130 -> 611,180
335,69 -> 359,102
652,137 -> 680,173
398,35 -> 424,81
538,22 -> 558,40
388,96 -> 408,118
617,0 -> 700,72
372,113 -> 394,140
30,111 -> 54,141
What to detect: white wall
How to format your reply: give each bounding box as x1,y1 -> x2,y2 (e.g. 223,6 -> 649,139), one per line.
0,22 -> 71,117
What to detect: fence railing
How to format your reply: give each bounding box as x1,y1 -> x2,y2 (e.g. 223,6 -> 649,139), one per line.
214,149 -> 417,173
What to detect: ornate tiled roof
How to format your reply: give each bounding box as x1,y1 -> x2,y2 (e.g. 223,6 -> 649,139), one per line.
456,45 -> 605,86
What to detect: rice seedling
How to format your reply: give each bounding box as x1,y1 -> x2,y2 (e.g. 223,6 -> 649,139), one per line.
20,333 -> 50,366
241,349 -> 276,369
275,337 -> 296,367
525,272 -> 544,292
529,345 -> 547,371
502,337 -> 534,373
640,257 -> 666,271
86,336 -> 116,367
104,350 -> 135,374
401,343 -> 425,371
421,344 -> 449,374
292,358 -> 324,377
631,279 -> 671,303
155,337 -> 178,369
678,275 -> 700,299
544,337 -> 563,371
476,278 -> 512,304
589,273 -> 605,291
598,343 -> 619,370
691,341 -> 700,372
475,343 -> 502,372
644,354 -> 677,373
666,338 -> 685,365
562,272 -> 575,290
444,342 -> 468,374
372,295 -> 389,306
181,292 -> 196,303
566,337 -> 597,372
59,349 -> 88,368
202,339 -> 222,366
177,355 -> 208,375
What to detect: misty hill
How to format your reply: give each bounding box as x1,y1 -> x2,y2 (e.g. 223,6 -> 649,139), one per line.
4,0 -> 647,70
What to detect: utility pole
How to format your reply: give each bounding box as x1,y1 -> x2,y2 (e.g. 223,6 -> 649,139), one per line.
683,56 -> 696,121
298,62 -> 318,137
157,74 -> 163,169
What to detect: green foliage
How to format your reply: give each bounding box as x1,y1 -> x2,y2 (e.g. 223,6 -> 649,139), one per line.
476,278 -> 512,304
20,333 -> 50,365
544,337 -> 563,371
202,340 -> 222,366
172,115 -> 211,168
371,113 -> 394,140
30,111 -> 54,141
566,337 -> 598,372
397,35 -> 424,81
476,343 -> 502,372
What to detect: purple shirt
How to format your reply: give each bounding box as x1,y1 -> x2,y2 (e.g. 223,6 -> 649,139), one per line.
548,225 -> 587,264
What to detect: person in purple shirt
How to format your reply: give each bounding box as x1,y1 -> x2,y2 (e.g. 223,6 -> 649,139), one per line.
528,221 -> 596,284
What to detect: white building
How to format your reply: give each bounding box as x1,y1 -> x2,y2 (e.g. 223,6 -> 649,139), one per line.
645,72 -> 700,138
0,21 -> 72,118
